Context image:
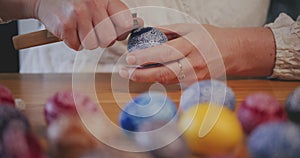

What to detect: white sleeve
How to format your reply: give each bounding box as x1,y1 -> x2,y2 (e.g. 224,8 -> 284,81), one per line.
265,13 -> 300,80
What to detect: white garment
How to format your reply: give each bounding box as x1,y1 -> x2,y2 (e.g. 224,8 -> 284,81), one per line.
19,0 -> 270,73
266,13 -> 300,80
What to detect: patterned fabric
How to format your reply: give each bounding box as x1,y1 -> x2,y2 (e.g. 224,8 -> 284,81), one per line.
127,27 -> 168,52
265,13 -> 300,80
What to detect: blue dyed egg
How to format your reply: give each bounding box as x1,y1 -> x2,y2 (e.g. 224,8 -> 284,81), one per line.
119,92 -> 178,132
286,87 -> 300,123
127,27 -> 168,52
180,79 -> 236,112
248,121 -> 300,158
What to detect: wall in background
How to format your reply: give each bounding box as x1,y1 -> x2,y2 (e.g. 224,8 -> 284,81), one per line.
0,21 -> 19,73
267,0 -> 300,23
0,19 -> 40,73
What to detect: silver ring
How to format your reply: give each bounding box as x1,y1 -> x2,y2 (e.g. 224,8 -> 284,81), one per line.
177,60 -> 185,80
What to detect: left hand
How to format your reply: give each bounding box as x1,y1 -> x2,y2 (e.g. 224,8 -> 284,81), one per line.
119,24 -> 227,85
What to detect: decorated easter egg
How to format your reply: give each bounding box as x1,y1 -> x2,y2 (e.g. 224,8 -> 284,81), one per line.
286,86 -> 300,123
44,90 -> 99,124
0,105 -> 30,134
248,121 -> 300,158
127,27 -> 168,53
47,115 -> 99,158
178,103 -> 244,156
0,84 -> 15,106
180,79 -> 236,112
119,92 -> 178,133
0,105 -> 46,158
237,93 -> 287,134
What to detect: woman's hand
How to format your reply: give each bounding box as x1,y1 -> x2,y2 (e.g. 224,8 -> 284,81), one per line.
119,23 -> 276,85
119,24 -> 228,85
34,0 -> 140,50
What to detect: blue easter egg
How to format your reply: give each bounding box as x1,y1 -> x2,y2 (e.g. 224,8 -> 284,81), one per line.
119,92 -> 178,132
248,121 -> 300,158
180,79 -> 236,112
286,86 -> 300,123
127,27 -> 168,53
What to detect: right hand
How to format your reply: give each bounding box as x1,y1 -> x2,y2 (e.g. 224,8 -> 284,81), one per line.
33,0 -> 141,50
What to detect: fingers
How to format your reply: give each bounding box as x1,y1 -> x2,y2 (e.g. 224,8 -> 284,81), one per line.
38,0 -> 140,50
119,58 -> 199,84
118,23 -> 223,84
107,0 -> 144,41
116,17 -> 144,41
93,12 -> 117,47
76,4 -> 98,50
73,0 -> 139,50
108,0 -> 134,37
89,1 -> 116,48
126,37 -> 193,65
63,28 -> 81,51
59,11 -> 81,50
120,63 -> 178,84
84,0 -> 142,49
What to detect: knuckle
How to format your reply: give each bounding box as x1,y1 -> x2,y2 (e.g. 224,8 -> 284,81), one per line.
130,73 -> 140,82
83,41 -> 98,50
61,20 -> 74,33
99,37 -> 115,48
84,0 -> 96,7
72,5 -> 85,17
193,62 -> 206,72
119,18 -> 133,30
98,31 -> 116,47
65,40 -> 79,50
188,56 -> 205,72
157,69 -> 172,83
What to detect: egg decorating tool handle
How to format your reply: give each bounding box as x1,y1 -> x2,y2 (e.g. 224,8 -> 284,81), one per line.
13,29 -> 61,50
12,13 -> 139,50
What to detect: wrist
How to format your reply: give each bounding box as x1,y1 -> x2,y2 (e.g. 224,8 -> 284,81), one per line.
234,27 -> 276,77
206,26 -> 276,77
203,25 -> 245,77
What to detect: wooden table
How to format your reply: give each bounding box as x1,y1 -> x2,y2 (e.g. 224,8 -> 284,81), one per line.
1,73 -> 300,157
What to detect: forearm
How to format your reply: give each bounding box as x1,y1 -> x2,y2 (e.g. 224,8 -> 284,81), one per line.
205,25 -> 276,77
0,0 -> 38,21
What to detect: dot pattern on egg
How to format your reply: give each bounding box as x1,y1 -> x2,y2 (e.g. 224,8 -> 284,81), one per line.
127,27 -> 168,52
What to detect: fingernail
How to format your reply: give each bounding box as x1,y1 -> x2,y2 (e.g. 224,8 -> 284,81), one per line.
119,69 -> 129,78
126,55 -> 136,64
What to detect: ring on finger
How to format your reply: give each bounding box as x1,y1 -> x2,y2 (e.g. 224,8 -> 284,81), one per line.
177,60 -> 185,80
